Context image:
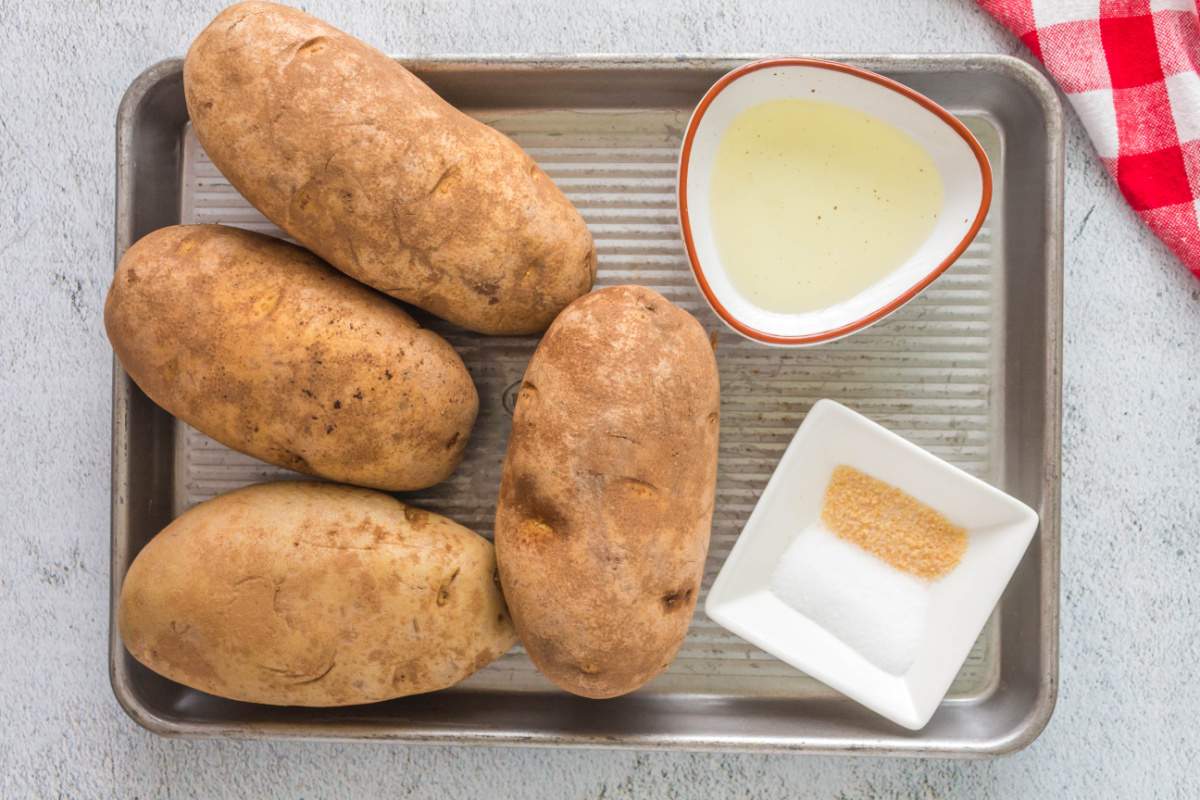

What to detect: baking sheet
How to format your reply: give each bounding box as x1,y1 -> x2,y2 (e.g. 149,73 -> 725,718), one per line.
112,55 -> 1061,755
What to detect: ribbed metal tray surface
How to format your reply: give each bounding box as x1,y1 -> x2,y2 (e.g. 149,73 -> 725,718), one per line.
178,113 -> 1000,698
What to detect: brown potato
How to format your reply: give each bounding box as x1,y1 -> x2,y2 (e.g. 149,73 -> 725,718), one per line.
104,224 -> 477,491
119,481 -> 517,706
183,1 -> 596,335
494,286 -> 721,698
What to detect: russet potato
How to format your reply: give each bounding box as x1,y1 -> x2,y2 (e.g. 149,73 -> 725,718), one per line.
104,224 -> 477,491
184,1 -> 596,335
495,286 -> 721,698
119,482 -> 517,706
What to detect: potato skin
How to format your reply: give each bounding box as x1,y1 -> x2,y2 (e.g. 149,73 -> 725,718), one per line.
119,482 -> 517,706
495,286 -> 721,698
104,224 -> 477,491
183,1 -> 596,335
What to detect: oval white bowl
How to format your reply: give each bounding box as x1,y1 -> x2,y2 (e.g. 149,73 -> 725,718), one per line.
678,58 -> 992,346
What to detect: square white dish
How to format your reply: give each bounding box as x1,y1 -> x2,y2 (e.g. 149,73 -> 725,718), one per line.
704,399 -> 1039,730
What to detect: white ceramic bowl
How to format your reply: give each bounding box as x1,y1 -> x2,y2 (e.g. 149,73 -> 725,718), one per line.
678,58 -> 992,346
704,399 -> 1038,730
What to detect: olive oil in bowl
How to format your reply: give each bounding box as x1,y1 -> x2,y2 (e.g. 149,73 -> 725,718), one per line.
710,99 -> 944,314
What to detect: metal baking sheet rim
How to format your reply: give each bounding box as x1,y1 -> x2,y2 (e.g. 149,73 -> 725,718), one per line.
111,53 -> 1063,756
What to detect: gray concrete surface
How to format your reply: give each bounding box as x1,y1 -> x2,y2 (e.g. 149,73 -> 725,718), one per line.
2,0 -> 1198,796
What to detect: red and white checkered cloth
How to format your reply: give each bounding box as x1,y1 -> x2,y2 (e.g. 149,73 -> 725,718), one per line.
979,0 -> 1200,278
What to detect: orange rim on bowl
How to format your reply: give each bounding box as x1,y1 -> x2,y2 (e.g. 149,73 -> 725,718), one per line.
677,58 -> 994,346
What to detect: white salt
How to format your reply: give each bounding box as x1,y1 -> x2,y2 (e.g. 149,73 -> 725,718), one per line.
768,524 -> 931,676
